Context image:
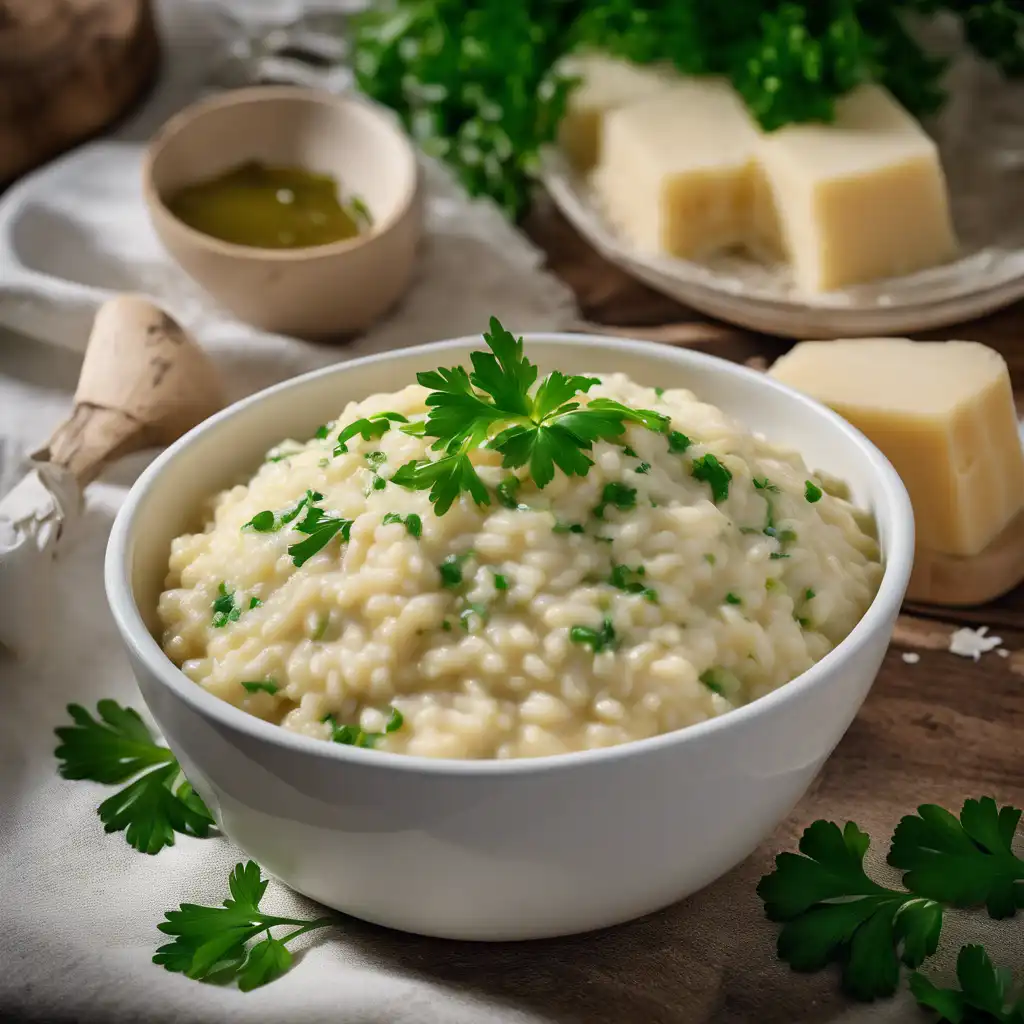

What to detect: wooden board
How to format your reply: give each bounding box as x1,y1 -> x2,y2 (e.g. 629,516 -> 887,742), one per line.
0,0 -> 160,187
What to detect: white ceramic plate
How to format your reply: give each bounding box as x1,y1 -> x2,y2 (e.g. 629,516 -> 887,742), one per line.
541,53 -> 1024,339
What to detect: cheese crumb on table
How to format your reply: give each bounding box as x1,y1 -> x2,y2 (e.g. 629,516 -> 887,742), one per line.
769,339 -> 1024,558
757,85 -> 957,292
901,651 -> 921,665
593,78 -> 782,260
948,626 -> 1003,662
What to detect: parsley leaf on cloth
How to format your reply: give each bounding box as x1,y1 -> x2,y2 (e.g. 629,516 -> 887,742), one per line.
54,701 -> 214,854
154,861 -> 334,990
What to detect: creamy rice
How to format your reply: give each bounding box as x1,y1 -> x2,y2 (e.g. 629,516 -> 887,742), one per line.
158,373 -> 882,759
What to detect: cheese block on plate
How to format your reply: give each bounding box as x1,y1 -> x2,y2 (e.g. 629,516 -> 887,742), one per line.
592,78 -> 783,260
557,54 -> 676,173
770,339 -> 1024,558
758,86 -> 957,293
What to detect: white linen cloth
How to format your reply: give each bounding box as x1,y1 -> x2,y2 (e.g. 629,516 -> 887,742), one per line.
0,3 -> 581,1022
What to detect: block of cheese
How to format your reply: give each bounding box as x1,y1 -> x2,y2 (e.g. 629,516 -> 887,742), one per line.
757,85 -> 957,292
557,54 -> 676,173
593,78 -> 783,260
769,339 -> 1024,558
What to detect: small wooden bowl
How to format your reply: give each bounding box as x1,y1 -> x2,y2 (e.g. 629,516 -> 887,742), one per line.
142,86 -> 421,340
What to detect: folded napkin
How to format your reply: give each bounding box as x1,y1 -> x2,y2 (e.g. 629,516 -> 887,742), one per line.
1,4 -> 1020,1024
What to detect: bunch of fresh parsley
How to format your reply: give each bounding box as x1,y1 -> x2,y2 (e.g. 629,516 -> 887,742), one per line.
759,797 -> 1024,1007
353,0 -> 1024,217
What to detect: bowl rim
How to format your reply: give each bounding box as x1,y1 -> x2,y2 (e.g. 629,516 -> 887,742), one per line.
141,85 -> 419,261
105,332 -> 914,776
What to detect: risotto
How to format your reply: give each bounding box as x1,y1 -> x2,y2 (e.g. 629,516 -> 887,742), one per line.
158,348 -> 882,760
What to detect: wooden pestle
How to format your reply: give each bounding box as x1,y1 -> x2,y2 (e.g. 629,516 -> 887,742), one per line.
32,295 -> 225,485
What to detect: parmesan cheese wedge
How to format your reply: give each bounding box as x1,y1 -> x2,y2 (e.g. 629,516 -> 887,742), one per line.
770,339 -> 1024,558
754,85 -> 957,292
557,54 -> 677,173
593,78 -> 783,260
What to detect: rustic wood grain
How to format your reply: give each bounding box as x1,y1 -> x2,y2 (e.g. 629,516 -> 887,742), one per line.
0,0 -> 160,187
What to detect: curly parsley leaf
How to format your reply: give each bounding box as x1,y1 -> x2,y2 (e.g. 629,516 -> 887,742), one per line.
758,819 -> 944,1001
154,861 -> 334,988
911,944 -> 1024,1024
887,799 -> 1024,919
55,701 -> 214,854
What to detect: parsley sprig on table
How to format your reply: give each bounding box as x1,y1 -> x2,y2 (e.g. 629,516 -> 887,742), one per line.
759,798 -> 1024,1003
55,701 -> 214,855
155,862 -> 334,991
391,317 -> 669,514
912,944 -> 1024,1024
888,798 -> 1024,918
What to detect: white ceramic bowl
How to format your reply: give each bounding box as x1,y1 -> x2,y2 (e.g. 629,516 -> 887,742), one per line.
105,334 -> 913,941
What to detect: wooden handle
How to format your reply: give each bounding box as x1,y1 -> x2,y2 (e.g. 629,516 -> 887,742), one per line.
35,296 -> 225,486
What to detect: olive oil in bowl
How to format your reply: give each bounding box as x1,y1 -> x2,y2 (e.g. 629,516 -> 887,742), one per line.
166,161 -> 372,250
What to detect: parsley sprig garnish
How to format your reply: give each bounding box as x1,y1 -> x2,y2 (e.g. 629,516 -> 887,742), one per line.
154,861 -> 334,990
391,318 -> 668,515
760,799 -> 1024,1003
55,701 -> 214,855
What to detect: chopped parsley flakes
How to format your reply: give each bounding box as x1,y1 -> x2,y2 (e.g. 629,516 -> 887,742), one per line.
493,571 -> 509,591
553,521 -> 585,534
382,511 -> 422,537
439,552 -> 473,588
608,564 -> 657,603
496,475 -> 526,510
725,592 -> 742,605
287,504 -> 353,567
323,706 -> 404,748
753,477 -> 780,493
667,430 -> 692,453
570,617 -> 618,654
244,490 -> 323,533
692,454 -> 732,503
594,482 -> 637,519
805,480 -> 823,503
241,680 -> 279,695
211,583 -> 242,628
